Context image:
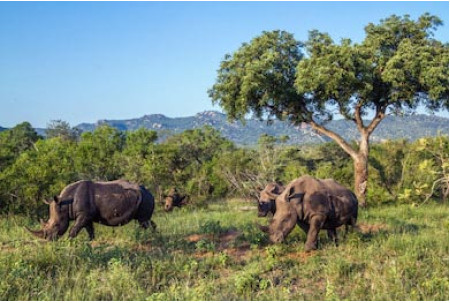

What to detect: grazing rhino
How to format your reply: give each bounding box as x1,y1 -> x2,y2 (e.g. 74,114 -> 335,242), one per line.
164,187 -> 190,212
260,175 -> 358,251
257,182 -> 285,217
26,180 -> 157,241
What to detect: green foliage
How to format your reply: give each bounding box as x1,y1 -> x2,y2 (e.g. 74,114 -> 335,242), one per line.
0,122 -> 41,171
75,125 -> 125,181
198,220 -> 226,236
116,128 -> 159,188
397,136 -> 449,204
297,13 -> 449,119
0,138 -> 77,215
209,30 -> 303,123
0,116 -> 447,215
162,126 -> 233,198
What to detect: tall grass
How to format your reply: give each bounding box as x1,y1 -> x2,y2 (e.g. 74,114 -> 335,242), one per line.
0,201 -> 448,300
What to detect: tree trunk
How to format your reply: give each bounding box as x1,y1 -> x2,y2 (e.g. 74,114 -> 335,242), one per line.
354,135 -> 370,207
309,115 -> 383,208
354,156 -> 369,207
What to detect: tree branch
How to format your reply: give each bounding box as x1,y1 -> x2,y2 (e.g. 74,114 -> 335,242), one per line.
309,120 -> 358,159
366,105 -> 386,135
354,102 -> 365,133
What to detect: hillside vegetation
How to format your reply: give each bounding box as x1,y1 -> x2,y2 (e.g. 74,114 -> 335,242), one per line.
2,112 -> 448,145
0,122 -> 448,215
70,112 -> 450,145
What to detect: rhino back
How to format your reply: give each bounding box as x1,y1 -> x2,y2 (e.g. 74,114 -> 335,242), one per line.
288,175 -> 328,195
68,181 -> 141,226
59,180 -> 86,202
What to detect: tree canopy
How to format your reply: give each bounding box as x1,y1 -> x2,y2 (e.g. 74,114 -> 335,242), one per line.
209,13 -> 449,205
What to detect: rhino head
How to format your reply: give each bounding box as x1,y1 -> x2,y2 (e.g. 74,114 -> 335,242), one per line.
164,195 -> 176,212
164,187 -> 186,212
267,187 -> 304,244
26,196 -> 70,241
257,182 -> 284,217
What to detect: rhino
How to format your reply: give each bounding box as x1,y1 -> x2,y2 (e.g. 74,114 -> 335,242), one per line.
257,182 -> 285,217
26,180 -> 157,241
164,187 -> 190,212
259,175 -> 358,251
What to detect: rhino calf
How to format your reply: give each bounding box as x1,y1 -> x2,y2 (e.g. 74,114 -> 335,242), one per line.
260,176 -> 358,251
27,180 -> 157,241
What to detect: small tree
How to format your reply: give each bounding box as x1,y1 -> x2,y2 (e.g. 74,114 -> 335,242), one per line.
209,14 -> 449,206
0,122 -> 41,171
45,119 -> 81,141
75,125 -> 125,181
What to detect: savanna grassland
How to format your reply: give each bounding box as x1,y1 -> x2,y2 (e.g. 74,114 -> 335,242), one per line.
0,200 -> 448,301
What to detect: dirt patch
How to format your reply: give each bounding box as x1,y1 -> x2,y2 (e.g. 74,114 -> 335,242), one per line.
1,239 -> 45,253
193,251 -> 214,258
219,230 -> 242,244
133,242 -> 153,253
186,234 -> 213,242
1,244 -> 18,253
185,229 -> 242,246
223,245 -> 251,260
357,223 -> 388,234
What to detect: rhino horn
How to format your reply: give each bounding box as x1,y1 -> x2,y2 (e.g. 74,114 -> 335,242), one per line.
25,226 -> 45,239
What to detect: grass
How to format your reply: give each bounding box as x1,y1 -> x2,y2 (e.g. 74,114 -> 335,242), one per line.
0,200 -> 448,300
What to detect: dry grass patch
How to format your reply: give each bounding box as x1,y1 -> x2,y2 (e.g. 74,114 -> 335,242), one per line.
357,223 -> 388,234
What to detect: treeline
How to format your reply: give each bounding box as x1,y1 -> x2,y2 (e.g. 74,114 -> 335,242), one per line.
0,121 -> 448,216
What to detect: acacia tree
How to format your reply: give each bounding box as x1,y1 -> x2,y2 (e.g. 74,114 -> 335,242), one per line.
209,14 -> 449,206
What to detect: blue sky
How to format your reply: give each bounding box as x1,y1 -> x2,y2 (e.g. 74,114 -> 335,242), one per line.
0,1 -> 448,128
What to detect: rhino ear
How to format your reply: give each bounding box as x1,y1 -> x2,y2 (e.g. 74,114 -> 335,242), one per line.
271,183 -> 283,195
265,190 -> 279,200
53,196 -> 60,204
264,183 -> 281,200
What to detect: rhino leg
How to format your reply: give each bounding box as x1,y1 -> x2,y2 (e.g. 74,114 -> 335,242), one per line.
85,222 -> 95,240
343,217 -> 357,238
304,215 -> 325,252
69,217 -> 92,239
327,229 -> 338,246
138,219 -> 157,230
297,221 -> 309,234
138,220 -> 149,229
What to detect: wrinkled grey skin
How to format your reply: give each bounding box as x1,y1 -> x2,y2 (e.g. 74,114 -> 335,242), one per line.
261,175 -> 358,251
164,187 -> 189,212
26,180 -> 156,241
257,182 -> 285,217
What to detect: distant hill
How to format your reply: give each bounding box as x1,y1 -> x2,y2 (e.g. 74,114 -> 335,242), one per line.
74,111 -> 449,145
1,111 -> 447,145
